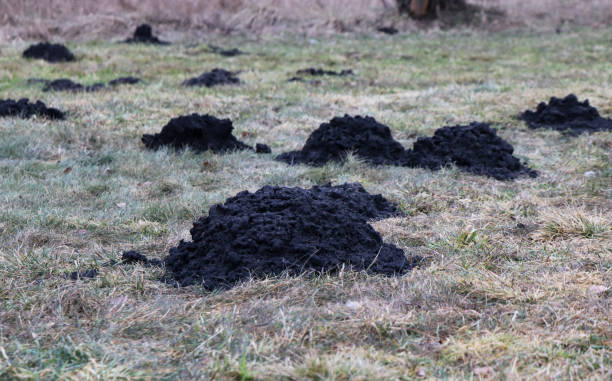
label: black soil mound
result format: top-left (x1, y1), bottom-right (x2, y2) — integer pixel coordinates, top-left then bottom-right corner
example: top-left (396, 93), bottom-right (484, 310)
top-left (519, 94), bottom-right (612, 135)
top-left (182, 69), bottom-right (240, 87)
top-left (377, 26), bottom-right (398, 35)
top-left (165, 183), bottom-right (419, 289)
top-left (404, 122), bottom-right (538, 180)
top-left (296, 68), bottom-right (354, 76)
top-left (22, 42), bottom-right (75, 63)
top-left (122, 250), bottom-right (163, 267)
top-left (108, 76), bottom-right (141, 86)
top-left (0, 98), bottom-right (64, 120)
top-left (276, 115), bottom-right (407, 166)
top-left (142, 113), bottom-right (252, 152)
top-left (276, 115), bottom-right (536, 180)
top-left (256, 143), bottom-right (271, 154)
top-left (125, 24), bottom-right (168, 44)
top-left (209, 45), bottom-right (245, 57)
top-left (43, 79), bottom-right (105, 92)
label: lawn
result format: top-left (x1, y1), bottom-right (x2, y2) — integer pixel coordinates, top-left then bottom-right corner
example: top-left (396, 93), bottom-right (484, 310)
top-left (0, 28), bottom-right (611, 379)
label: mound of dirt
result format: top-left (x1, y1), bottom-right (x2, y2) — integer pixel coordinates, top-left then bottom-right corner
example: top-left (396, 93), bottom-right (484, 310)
top-left (182, 68), bottom-right (240, 87)
top-left (0, 98), bottom-right (64, 119)
top-left (22, 42), bottom-right (75, 63)
top-left (296, 68), bottom-right (354, 76)
top-left (165, 183), bottom-right (419, 289)
top-left (519, 94), bottom-right (612, 135)
top-left (108, 76), bottom-right (141, 86)
top-left (125, 24), bottom-right (168, 44)
top-left (256, 143), bottom-right (271, 154)
top-left (209, 45), bottom-right (245, 57)
top-left (404, 122), bottom-right (538, 180)
top-left (276, 115), bottom-right (406, 166)
top-left (43, 79), bottom-right (105, 92)
top-left (276, 115), bottom-right (536, 180)
top-left (142, 113), bottom-right (252, 152)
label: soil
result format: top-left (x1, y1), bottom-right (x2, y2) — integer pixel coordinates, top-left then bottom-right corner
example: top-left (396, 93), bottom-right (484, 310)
top-left (276, 115), bottom-right (537, 180)
top-left (519, 94), bottom-right (612, 135)
top-left (39, 76), bottom-right (141, 92)
top-left (125, 24), bottom-right (168, 44)
top-left (0, 98), bottom-right (65, 120)
top-left (141, 113), bottom-right (252, 153)
top-left (182, 69), bottom-right (240, 87)
top-left (209, 45), bottom-right (245, 57)
top-left (165, 183), bottom-right (420, 289)
top-left (276, 115), bottom-right (406, 166)
top-left (68, 269), bottom-right (98, 280)
top-left (122, 250), bottom-right (163, 267)
top-left (377, 26), bottom-right (398, 35)
top-left (296, 68), bottom-right (354, 76)
top-left (22, 42), bottom-right (75, 63)
top-left (404, 122), bottom-right (538, 180)
top-left (256, 143), bottom-right (272, 154)
top-left (108, 76), bottom-right (141, 86)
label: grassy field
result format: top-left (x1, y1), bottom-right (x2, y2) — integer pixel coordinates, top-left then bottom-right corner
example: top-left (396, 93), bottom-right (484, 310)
top-left (0, 28), bottom-right (611, 380)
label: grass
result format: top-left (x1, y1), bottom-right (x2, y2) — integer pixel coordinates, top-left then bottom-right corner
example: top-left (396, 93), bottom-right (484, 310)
top-left (0, 28), bottom-right (611, 380)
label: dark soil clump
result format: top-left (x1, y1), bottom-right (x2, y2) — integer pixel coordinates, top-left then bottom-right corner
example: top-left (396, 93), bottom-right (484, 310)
top-left (122, 251), bottom-right (163, 267)
top-left (296, 68), bottom-right (354, 76)
top-left (165, 183), bottom-right (419, 289)
top-left (125, 24), bottom-right (168, 44)
top-left (256, 143), bottom-right (271, 154)
top-left (142, 113), bottom-right (251, 153)
top-left (43, 79), bottom-right (105, 92)
top-left (0, 98), bottom-right (64, 120)
top-left (209, 45), bottom-right (245, 57)
top-left (404, 122), bottom-right (538, 180)
top-left (276, 115), bottom-right (406, 166)
top-left (377, 26), bottom-right (398, 35)
top-left (519, 94), bottom-right (612, 135)
top-left (108, 76), bottom-right (141, 86)
top-left (22, 42), bottom-right (75, 63)
top-left (276, 115), bottom-right (536, 180)
top-left (182, 69), bottom-right (240, 87)
top-left (68, 269), bottom-right (98, 280)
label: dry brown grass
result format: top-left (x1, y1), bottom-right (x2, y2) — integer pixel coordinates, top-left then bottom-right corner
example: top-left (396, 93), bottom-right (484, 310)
top-left (1, 0), bottom-right (612, 42)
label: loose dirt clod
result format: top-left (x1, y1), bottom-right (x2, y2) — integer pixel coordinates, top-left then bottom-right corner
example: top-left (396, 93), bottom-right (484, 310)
top-left (404, 122), bottom-right (538, 180)
top-left (256, 143), bottom-right (271, 154)
top-left (165, 183), bottom-right (419, 289)
top-left (276, 115), bottom-right (406, 166)
top-left (141, 113), bottom-right (252, 152)
top-left (122, 251), bottom-right (163, 267)
top-left (208, 45), bottom-right (245, 57)
top-left (22, 42), bottom-right (75, 63)
top-left (296, 68), bottom-right (354, 76)
top-left (277, 115), bottom-right (536, 180)
top-left (182, 69), bottom-right (240, 87)
top-left (520, 94), bottom-right (612, 135)
top-left (377, 26), bottom-right (398, 35)
top-left (125, 24), bottom-right (168, 44)
top-left (0, 98), bottom-right (65, 120)
top-left (43, 79), bottom-right (105, 92)
top-left (108, 76), bottom-right (141, 86)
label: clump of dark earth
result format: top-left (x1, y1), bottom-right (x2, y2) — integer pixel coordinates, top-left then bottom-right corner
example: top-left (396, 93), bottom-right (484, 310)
top-left (43, 79), bottom-right (105, 92)
top-left (125, 24), bottom-right (168, 44)
top-left (377, 26), bottom-right (398, 35)
top-left (0, 98), bottom-right (65, 119)
top-left (296, 68), bottom-right (354, 76)
top-left (209, 45), bottom-right (245, 57)
top-left (276, 115), bottom-right (536, 180)
top-left (276, 115), bottom-right (407, 166)
top-left (164, 183), bottom-right (420, 289)
top-left (68, 269), bottom-right (98, 280)
top-left (122, 250), bottom-right (163, 267)
top-left (519, 94), bottom-right (612, 135)
top-left (108, 76), bottom-right (141, 86)
top-left (182, 68), bottom-right (240, 87)
top-left (256, 143), bottom-right (272, 154)
top-left (142, 113), bottom-right (252, 153)
top-left (39, 76), bottom-right (141, 92)
top-left (403, 122), bottom-right (538, 180)
top-left (22, 42), bottom-right (75, 63)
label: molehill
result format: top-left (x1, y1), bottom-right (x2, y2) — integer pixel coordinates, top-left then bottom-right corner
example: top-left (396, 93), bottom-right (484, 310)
top-left (165, 183), bottom-right (419, 289)
top-left (520, 94), bottom-right (612, 135)
top-left (22, 42), bottom-right (75, 63)
top-left (40, 77), bottom-right (141, 92)
top-left (296, 68), bottom-right (354, 76)
top-left (141, 113), bottom-right (252, 152)
top-left (0, 98), bottom-right (64, 120)
top-left (182, 69), bottom-right (240, 87)
top-left (276, 115), bottom-right (536, 180)
top-left (125, 24), bottom-right (168, 44)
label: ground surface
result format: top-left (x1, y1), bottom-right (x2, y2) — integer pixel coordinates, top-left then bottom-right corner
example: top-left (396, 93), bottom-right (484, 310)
top-left (0, 29), bottom-right (611, 379)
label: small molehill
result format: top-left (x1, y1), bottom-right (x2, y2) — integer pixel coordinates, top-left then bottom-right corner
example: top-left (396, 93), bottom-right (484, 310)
top-left (404, 122), bottom-right (538, 180)
top-left (520, 94), bottom-right (612, 135)
top-left (296, 68), bottom-right (354, 76)
top-left (22, 42), bottom-right (75, 63)
top-left (182, 69), bottom-right (240, 87)
top-left (142, 113), bottom-right (251, 152)
top-left (276, 115), bottom-right (406, 166)
top-left (208, 45), bottom-right (245, 57)
top-left (276, 115), bottom-right (536, 180)
top-left (0, 98), bottom-right (64, 120)
top-left (165, 183), bottom-right (419, 289)
top-left (39, 77), bottom-right (141, 92)
top-left (125, 24), bottom-right (168, 44)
